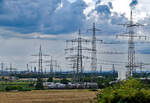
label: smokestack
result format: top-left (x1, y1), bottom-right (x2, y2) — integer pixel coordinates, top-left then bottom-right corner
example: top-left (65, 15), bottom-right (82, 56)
top-left (130, 10), bottom-right (133, 25)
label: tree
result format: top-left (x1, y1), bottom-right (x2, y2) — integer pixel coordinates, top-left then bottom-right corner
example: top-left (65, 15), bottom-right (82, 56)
top-left (60, 78), bottom-right (70, 84)
top-left (35, 78), bottom-right (44, 90)
top-left (97, 78), bottom-right (150, 103)
top-left (47, 77), bottom-right (53, 82)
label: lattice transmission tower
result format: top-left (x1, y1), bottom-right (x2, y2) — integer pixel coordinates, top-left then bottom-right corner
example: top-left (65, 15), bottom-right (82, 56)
top-left (46, 56), bottom-right (58, 78)
top-left (117, 10), bottom-right (146, 78)
top-left (65, 29), bottom-right (90, 82)
top-left (31, 45), bottom-right (49, 74)
top-left (88, 23), bottom-right (102, 73)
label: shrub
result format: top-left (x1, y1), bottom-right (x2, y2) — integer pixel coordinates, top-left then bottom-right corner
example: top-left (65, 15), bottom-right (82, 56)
top-left (19, 88), bottom-right (32, 91)
top-left (35, 78), bottom-right (44, 90)
top-left (97, 78), bottom-right (150, 103)
top-left (5, 85), bottom-right (32, 91)
top-left (60, 78), bottom-right (70, 84)
top-left (5, 85), bottom-right (23, 91)
top-left (29, 83), bottom-right (34, 87)
top-left (47, 77), bottom-right (53, 82)
top-left (89, 89), bottom-right (98, 92)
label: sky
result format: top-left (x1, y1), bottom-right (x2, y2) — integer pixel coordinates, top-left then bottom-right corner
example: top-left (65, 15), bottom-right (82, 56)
top-left (0, 0), bottom-right (150, 72)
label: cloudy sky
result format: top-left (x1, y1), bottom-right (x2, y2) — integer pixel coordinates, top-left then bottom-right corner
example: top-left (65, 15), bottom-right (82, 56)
top-left (0, 0), bottom-right (150, 72)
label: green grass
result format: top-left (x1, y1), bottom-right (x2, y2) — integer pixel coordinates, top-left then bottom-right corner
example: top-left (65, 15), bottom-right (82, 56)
top-left (0, 81), bottom-right (35, 91)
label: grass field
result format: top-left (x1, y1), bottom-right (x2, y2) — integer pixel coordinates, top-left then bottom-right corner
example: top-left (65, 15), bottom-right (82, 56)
top-left (0, 81), bottom-right (36, 91)
top-left (0, 90), bottom-right (97, 103)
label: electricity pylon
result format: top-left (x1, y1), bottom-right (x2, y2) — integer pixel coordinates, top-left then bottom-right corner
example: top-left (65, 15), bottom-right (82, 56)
top-left (117, 10), bottom-right (146, 78)
top-left (27, 64), bottom-right (29, 72)
top-left (0, 62), bottom-right (4, 76)
top-left (6, 64), bottom-right (17, 80)
top-left (100, 65), bottom-right (102, 75)
top-left (65, 29), bottom-right (90, 82)
top-left (31, 45), bottom-right (49, 74)
top-left (137, 62), bottom-right (150, 74)
top-left (88, 23), bottom-right (102, 74)
top-left (46, 56), bottom-right (58, 77)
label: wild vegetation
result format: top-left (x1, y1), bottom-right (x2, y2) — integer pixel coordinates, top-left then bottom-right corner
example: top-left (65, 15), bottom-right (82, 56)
top-left (0, 81), bottom-right (35, 91)
top-left (97, 78), bottom-right (150, 103)
top-left (2, 73), bottom-right (150, 103)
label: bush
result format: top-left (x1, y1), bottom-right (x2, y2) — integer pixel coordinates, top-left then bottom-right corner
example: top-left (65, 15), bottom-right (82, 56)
top-left (97, 78), bottom-right (150, 103)
top-left (47, 77), bottom-right (53, 82)
top-left (89, 89), bottom-right (98, 92)
top-left (35, 78), bottom-right (44, 90)
top-left (5, 85), bottom-right (32, 91)
top-left (60, 78), bottom-right (70, 84)
top-left (5, 85), bottom-right (23, 91)
top-left (19, 88), bottom-right (32, 91)
top-left (29, 83), bottom-right (34, 87)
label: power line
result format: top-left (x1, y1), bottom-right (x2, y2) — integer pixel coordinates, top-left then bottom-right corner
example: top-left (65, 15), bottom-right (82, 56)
top-left (65, 29), bottom-right (90, 82)
top-left (31, 45), bottom-right (49, 74)
top-left (46, 56), bottom-right (58, 77)
top-left (117, 10), bottom-right (146, 78)
top-left (6, 63), bottom-right (16, 80)
top-left (0, 62), bottom-right (4, 76)
top-left (87, 23), bottom-right (102, 74)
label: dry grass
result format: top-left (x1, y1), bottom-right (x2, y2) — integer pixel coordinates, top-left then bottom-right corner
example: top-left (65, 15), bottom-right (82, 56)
top-left (0, 90), bottom-right (97, 103)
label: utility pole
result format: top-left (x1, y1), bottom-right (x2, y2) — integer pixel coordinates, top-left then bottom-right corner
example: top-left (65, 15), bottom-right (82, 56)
top-left (72, 60), bottom-right (76, 82)
top-left (100, 65), bottom-right (102, 75)
top-left (46, 56), bottom-right (58, 78)
top-left (44, 68), bottom-right (47, 74)
top-left (138, 62), bottom-right (150, 76)
top-left (117, 10), bottom-right (146, 78)
top-left (69, 59), bottom-right (77, 82)
top-left (140, 63), bottom-right (143, 73)
top-left (1, 62), bottom-right (4, 76)
top-left (39, 45), bottom-right (43, 73)
top-left (34, 66), bottom-right (37, 74)
top-left (31, 45), bottom-right (49, 74)
top-left (31, 66), bottom-right (33, 73)
top-left (128, 10), bottom-right (136, 77)
top-left (50, 56), bottom-right (54, 75)
top-left (9, 64), bottom-right (16, 75)
top-left (65, 29), bottom-right (90, 82)
top-left (6, 64), bottom-right (16, 80)
top-left (112, 64), bottom-right (115, 78)
top-left (77, 30), bottom-right (83, 79)
top-left (88, 23), bottom-right (102, 74)
top-left (27, 64), bottom-right (29, 72)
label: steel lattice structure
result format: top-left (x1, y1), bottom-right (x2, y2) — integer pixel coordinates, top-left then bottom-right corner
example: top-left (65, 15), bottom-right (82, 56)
top-left (117, 10), bottom-right (146, 78)
top-left (65, 29), bottom-right (90, 82)
top-left (31, 45), bottom-right (49, 74)
top-left (46, 56), bottom-right (59, 77)
top-left (88, 23), bottom-right (102, 73)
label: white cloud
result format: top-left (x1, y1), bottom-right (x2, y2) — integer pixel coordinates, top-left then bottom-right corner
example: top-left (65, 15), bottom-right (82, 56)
top-left (83, 0), bottom-right (95, 17)
top-left (0, 0), bottom-right (150, 72)
top-left (110, 0), bottom-right (150, 21)
top-left (111, 0), bottom-right (131, 18)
